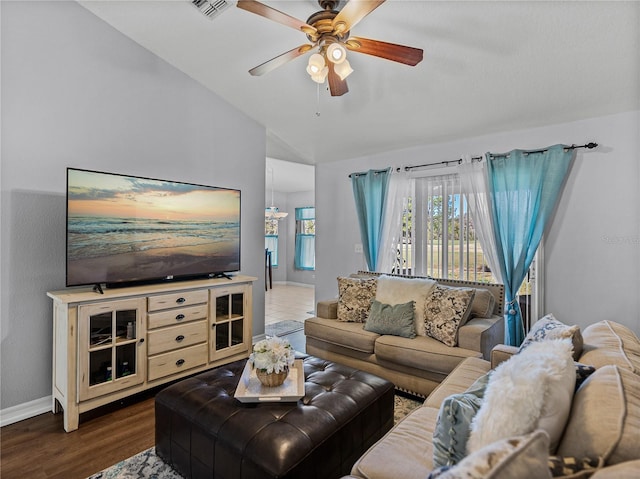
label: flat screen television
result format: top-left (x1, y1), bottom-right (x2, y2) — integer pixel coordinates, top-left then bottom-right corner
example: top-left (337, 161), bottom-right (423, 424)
top-left (66, 168), bottom-right (241, 288)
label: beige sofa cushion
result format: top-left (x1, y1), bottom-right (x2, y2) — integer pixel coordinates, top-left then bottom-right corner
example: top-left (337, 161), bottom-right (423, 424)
top-left (350, 406), bottom-right (438, 479)
top-left (436, 430), bottom-right (552, 479)
top-left (304, 317), bottom-right (378, 353)
top-left (579, 320), bottom-right (640, 373)
top-left (469, 288), bottom-right (496, 319)
top-left (557, 365), bottom-right (640, 466)
top-left (590, 460), bottom-right (640, 478)
top-left (375, 334), bottom-right (482, 376)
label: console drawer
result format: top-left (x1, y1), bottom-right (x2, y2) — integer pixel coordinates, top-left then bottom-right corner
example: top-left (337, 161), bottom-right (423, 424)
top-left (147, 320), bottom-right (207, 355)
top-left (147, 343), bottom-right (208, 381)
top-left (148, 304), bottom-right (208, 329)
top-left (148, 289), bottom-right (208, 312)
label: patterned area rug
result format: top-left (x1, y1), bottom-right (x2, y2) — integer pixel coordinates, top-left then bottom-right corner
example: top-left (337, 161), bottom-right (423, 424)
top-left (264, 319), bottom-right (305, 337)
top-left (87, 394), bottom-right (422, 479)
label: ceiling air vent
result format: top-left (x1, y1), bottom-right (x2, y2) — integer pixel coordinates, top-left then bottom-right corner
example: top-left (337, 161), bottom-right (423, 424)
top-left (191, 0), bottom-right (230, 20)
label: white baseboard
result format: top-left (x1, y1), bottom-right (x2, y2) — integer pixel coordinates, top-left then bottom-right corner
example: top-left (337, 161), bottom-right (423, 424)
top-left (272, 281), bottom-right (314, 288)
top-left (0, 395), bottom-right (51, 428)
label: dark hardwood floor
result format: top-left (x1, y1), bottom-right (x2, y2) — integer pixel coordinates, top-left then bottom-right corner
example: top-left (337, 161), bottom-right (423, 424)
top-left (0, 390), bottom-right (157, 479)
top-left (1, 330), bottom-right (307, 479)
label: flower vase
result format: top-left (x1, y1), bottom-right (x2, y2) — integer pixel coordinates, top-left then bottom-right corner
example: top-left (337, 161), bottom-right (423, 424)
top-left (256, 367), bottom-right (289, 387)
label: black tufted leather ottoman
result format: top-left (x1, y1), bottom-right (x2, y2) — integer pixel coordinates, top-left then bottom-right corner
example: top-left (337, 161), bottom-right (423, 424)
top-left (155, 355), bottom-right (394, 479)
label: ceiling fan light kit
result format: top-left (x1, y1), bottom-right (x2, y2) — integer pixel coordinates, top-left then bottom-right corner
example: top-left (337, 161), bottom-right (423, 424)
top-left (236, 0), bottom-right (423, 96)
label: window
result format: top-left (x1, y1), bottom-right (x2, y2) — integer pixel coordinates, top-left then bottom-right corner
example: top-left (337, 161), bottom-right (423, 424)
top-left (396, 172), bottom-right (541, 330)
top-left (295, 207), bottom-right (315, 270)
top-left (265, 217), bottom-right (279, 267)
top-left (397, 174), bottom-right (493, 282)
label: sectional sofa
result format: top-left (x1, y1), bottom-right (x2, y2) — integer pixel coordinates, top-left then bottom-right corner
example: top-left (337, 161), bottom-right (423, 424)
top-left (342, 319), bottom-right (640, 478)
top-left (305, 271), bottom-right (505, 398)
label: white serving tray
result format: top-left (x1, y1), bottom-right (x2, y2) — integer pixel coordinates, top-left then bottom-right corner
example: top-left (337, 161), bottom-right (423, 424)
top-left (234, 359), bottom-right (305, 403)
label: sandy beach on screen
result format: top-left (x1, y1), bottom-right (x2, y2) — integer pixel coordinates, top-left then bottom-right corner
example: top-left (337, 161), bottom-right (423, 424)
top-left (68, 240), bottom-right (240, 285)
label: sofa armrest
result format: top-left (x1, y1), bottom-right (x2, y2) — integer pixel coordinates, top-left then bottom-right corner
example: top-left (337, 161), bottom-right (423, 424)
top-left (317, 299), bottom-right (338, 319)
top-left (458, 315), bottom-right (505, 360)
top-left (490, 344), bottom-right (519, 368)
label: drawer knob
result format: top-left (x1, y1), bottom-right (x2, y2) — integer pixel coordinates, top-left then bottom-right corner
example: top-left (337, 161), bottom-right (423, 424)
top-left (176, 359), bottom-right (185, 366)
top-left (176, 314), bottom-right (185, 321)
top-left (176, 335), bottom-right (185, 342)
top-left (176, 297), bottom-right (186, 304)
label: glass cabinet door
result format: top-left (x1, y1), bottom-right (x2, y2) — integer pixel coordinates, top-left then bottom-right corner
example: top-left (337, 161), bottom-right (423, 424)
top-left (79, 298), bottom-right (146, 400)
top-left (209, 286), bottom-right (250, 361)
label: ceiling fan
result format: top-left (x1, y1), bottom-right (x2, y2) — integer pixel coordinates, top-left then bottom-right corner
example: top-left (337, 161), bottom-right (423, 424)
top-left (237, 0), bottom-right (423, 96)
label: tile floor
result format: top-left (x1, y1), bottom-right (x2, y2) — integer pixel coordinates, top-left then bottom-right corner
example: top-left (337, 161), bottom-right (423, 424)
top-left (264, 283), bottom-right (315, 353)
top-left (264, 283), bottom-right (315, 325)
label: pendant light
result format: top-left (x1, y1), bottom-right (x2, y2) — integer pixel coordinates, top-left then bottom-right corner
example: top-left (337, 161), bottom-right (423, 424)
top-left (265, 168), bottom-right (288, 220)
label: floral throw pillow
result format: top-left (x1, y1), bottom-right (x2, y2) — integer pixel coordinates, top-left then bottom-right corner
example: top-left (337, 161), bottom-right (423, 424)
top-left (519, 313), bottom-right (583, 360)
top-left (424, 285), bottom-right (475, 347)
top-left (336, 277), bottom-right (377, 322)
top-left (547, 455), bottom-right (598, 477)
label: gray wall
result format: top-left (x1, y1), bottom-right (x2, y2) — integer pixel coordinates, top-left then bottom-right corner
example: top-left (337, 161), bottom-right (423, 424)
top-left (1, 1), bottom-right (266, 410)
top-left (316, 111), bottom-right (640, 335)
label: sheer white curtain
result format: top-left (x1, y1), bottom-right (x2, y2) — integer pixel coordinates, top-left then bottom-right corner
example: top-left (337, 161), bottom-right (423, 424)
top-left (458, 156), bottom-right (503, 284)
top-left (377, 169), bottom-right (412, 273)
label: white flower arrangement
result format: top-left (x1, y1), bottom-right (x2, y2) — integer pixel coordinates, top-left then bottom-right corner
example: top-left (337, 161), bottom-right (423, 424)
top-left (249, 337), bottom-right (295, 374)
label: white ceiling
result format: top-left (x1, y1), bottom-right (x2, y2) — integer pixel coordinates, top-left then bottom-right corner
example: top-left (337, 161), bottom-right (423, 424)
top-left (79, 0), bottom-right (639, 171)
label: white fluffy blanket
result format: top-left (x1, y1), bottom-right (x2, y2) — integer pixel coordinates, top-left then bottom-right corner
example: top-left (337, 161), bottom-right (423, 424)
top-left (467, 338), bottom-right (576, 453)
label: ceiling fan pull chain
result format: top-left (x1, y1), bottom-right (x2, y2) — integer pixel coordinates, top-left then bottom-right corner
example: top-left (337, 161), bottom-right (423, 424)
top-left (315, 82), bottom-right (321, 117)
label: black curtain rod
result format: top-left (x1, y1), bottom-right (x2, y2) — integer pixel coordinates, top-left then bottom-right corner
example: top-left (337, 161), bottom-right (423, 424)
top-left (398, 142), bottom-right (598, 172)
top-left (348, 168), bottom-right (390, 178)
top-left (398, 156), bottom-right (483, 172)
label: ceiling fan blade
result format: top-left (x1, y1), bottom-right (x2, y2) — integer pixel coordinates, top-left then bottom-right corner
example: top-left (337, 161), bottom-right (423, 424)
top-left (332, 0), bottom-right (385, 33)
top-left (249, 45), bottom-right (313, 76)
top-left (346, 37), bottom-right (423, 66)
top-left (237, 0), bottom-right (317, 35)
top-left (327, 62), bottom-right (348, 97)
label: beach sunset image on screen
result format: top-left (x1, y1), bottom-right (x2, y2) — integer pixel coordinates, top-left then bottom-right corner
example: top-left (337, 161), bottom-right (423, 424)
top-left (66, 168), bottom-right (240, 286)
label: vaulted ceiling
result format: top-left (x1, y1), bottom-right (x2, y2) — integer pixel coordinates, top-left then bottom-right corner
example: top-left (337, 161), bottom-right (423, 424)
top-left (79, 1), bottom-right (639, 166)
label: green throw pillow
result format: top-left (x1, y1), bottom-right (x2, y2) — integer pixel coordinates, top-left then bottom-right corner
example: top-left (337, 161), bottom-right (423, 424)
top-left (364, 300), bottom-right (416, 338)
top-left (432, 372), bottom-right (492, 468)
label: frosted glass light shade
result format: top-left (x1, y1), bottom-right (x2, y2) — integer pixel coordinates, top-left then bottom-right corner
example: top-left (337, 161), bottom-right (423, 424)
top-left (334, 59), bottom-right (353, 80)
top-left (307, 53), bottom-right (326, 74)
top-left (327, 43), bottom-right (347, 64)
top-left (310, 66), bottom-right (328, 83)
